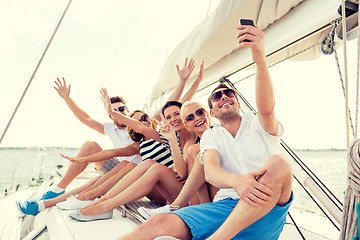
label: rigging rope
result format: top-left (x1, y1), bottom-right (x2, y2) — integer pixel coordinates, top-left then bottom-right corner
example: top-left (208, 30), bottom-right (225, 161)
top-left (341, 0), bottom-right (351, 148)
top-left (339, 139), bottom-right (360, 239)
top-left (287, 212), bottom-right (306, 240)
top-left (0, 0), bottom-right (72, 145)
top-left (334, 49), bottom-right (356, 138)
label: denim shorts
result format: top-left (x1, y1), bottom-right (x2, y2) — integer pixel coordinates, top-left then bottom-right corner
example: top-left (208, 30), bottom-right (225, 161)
top-left (173, 192), bottom-right (293, 240)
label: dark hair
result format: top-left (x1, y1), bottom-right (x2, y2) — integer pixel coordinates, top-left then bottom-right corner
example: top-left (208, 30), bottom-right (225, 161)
top-left (110, 96), bottom-right (126, 105)
top-left (161, 101), bottom-right (182, 116)
top-left (127, 110), bottom-right (157, 142)
top-left (207, 83), bottom-right (237, 109)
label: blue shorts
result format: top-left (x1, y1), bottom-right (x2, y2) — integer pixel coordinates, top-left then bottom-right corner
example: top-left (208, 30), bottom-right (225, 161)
top-left (173, 192), bottom-right (293, 240)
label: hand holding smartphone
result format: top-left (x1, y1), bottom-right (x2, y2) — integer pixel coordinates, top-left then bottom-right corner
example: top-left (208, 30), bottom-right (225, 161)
top-left (239, 19), bottom-right (254, 42)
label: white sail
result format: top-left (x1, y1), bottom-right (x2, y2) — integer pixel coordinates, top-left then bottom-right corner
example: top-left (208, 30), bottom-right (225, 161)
top-left (149, 0), bottom-right (340, 108)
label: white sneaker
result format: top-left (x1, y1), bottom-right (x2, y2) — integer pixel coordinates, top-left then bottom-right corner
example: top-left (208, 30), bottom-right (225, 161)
top-left (56, 195), bottom-right (94, 210)
top-left (137, 205), bottom-right (179, 220)
top-left (69, 209), bottom-right (113, 222)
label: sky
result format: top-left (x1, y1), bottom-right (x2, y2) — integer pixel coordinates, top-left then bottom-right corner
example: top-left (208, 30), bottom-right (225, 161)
top-left (0, 0), bottom-right (358, 149)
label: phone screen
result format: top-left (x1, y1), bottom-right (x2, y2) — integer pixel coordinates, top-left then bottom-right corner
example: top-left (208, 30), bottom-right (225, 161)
top-left (239, 19), bottom-right (254, 26)
top-left (239, 19), bottom-right (254, 42)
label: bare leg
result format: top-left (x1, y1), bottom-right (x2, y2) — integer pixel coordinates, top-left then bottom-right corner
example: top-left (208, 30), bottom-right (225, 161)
top-left (77, 162), bottom-right (137, 200)
top-left (146, 186), bottom-right (167, 205)
top-left (207, 155), bottom-right (293, 240)
top-left (77, 161), bottom-right (129, 197)
top-left (178, 145), bottom-right (213, 206)
top-left (185, 144), bottom-right (199, 174)
top-left (118, 214), bottom-right (192, 240)
top-left (43, 176), bottom-right (100, 208)
top-left (172, 155), bottom-right (210, 207)
top-left (85, 159), bottom-right (158, 203)
top-left (80, 163), bottom-right (183, 215)
top-left (57, 141), bottom-right (107, 189)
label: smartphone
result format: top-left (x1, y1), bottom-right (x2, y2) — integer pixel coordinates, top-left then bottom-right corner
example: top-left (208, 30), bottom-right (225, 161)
top-left (239, 19), bottom-right (254, 42)
top-left (239, 19), bottom-right (254, 26)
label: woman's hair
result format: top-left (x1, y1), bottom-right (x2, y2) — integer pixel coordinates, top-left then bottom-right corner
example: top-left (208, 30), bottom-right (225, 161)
top-left (127, 110), bottom-right (157, 142)
top-left (161, 101), bottom-right (182, 116)
top-left (180, 101), bottom-right (211, 124)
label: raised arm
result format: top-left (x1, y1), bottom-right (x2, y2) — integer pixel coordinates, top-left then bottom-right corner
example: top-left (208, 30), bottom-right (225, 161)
top-left (100, 88), bottom-right (161, 142)
top-left (54, 77), bottom-right (104, 134)
top-left (61, 142), bottom-right (140, 163)
top-left (180, 60), bottom-right (204, 103)
top-left (153, 58), bottom-right (195, 121)
top-left (237, 25), bottom-right (278, 136)
top-left (156, 117), bottom-right (188, 180)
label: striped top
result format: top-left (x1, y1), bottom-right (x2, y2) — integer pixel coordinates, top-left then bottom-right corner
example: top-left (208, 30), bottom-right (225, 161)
top-left (139, 131), bottom-right (174, 168)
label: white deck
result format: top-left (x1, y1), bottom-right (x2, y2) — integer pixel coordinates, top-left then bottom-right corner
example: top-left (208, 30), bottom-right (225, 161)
top-left (0, 166), bottom-right (340, 240)
top-left (0, 188), bottom-right (35, 240)
top-left (46, 206), bottom-right (137, 240)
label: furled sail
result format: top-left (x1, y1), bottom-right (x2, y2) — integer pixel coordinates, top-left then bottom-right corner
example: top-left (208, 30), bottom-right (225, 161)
top-left (148, 0), bottom-right (340, 109)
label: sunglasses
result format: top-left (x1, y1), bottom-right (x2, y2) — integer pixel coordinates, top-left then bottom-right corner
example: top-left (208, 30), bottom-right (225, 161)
top-left (185, 108), bottom-right (205, 122)
top-left (211, 89), bottom-right (236, 102)
top-left (114, 106), bottom-right (126, 112)
top-left (139, 114), bottom-right (148, 122)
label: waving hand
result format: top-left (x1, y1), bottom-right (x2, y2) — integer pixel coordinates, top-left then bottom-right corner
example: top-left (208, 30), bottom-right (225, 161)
top-left (100, 88), bottom-right (113, 115)
top-left (176, 57), bottom-right (195, 82)
top-left (54, 77), bottom-right (71, 99)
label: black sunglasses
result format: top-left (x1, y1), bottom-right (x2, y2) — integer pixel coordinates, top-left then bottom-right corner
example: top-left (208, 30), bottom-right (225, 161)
top-left (185, 108), bottom-right (205, 122)
top-left (139, 114), bottom-right (148, 122)
top-left (211, 89), bottom-right (236, 102)
top-left (114, 106), bottom-right (126, 112)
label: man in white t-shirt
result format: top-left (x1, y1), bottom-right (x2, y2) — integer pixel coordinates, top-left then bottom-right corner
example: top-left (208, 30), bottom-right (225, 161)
top-left (39, 78), bottom-right (142, 200)
top-left (118, 23), bottom-right (292, 240)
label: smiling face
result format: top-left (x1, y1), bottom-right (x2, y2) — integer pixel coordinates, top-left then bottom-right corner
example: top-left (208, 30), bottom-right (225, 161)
top-left (132, 111), bottom-right (152, 129)
top-left (181, 102), bottom-right (210, 137)
top-left (163, 105), bottom-right (185, 132)
top-left (210, 87), bottom-right (241, 122)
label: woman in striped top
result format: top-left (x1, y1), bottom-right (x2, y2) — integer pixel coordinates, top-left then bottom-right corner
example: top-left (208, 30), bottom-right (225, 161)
top-left (67, 90), bottom-right (198, 221)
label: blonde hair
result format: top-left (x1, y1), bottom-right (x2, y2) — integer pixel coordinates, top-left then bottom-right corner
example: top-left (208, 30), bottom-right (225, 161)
top-left (180, 101), bottom-right (211, 124)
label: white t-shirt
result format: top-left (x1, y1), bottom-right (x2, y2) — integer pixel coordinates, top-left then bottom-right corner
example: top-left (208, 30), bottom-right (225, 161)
top-left (200, 112), bottom-right (283, 202)
top-left (103, 122), bottom-right (143, 165)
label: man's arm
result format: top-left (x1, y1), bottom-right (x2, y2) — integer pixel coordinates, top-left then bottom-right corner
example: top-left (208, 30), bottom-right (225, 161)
top-left (203, 149), bottom-right (233, 188)
top-left (54, 77), bottom-right (104, 134)
top-left (204, 149), bottom-right (272, 206)
top-left (237, 25), bottom-right (278, 136)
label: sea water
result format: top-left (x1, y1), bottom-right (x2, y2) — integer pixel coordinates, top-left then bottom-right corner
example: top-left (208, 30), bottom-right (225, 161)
top-left (291, 150), bottom-right (347, 215)
top-left (0, 147), bottom-right (348, 216)
top-left (0, 147), bottom-right (78, 194)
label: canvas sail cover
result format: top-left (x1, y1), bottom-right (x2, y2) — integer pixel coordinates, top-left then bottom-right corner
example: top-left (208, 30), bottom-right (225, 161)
top-left (149, 0), bottom-right (340, 107)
